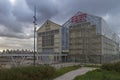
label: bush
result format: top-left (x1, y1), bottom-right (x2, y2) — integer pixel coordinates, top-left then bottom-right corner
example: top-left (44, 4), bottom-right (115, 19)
top-left (0, 65), bottom-right (81, 80)
top-left (83, 64), bottom-right (101, 68)
top-left (101, 63), bottom-right (114, 71)
top-left (101, 62), bottom-right (120, 72)
top-left (0, 66), bottom-right (55, 80)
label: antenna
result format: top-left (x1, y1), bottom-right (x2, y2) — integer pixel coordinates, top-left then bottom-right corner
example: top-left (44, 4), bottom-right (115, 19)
top-left (33, 6), bottom-right (37, 66)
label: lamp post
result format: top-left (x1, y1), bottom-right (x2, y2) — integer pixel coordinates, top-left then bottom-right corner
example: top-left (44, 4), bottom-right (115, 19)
top-left (33, 6), bottom-right (37, 66)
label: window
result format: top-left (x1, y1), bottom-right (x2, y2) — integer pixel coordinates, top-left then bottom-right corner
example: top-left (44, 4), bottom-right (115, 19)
top-left (42, 34), bottom-right (54, 47)
top-left (41, 29), bottom-right (59, 47)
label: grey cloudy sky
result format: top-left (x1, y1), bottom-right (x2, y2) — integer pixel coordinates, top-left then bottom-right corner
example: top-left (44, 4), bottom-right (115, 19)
top-left (0, 0), bottom-right (120, 51)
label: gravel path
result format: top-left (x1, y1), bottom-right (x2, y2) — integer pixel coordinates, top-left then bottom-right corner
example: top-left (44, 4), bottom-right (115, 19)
top-left (54, 67), bottom-right (96, 80)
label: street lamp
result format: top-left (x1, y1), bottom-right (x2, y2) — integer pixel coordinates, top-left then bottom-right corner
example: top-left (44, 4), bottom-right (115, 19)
top-left (33, 6), bottom-right (37, 66)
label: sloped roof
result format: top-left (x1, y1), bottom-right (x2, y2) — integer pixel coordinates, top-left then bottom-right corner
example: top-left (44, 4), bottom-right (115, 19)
top-left (37, 20), bottom-right (61, 32)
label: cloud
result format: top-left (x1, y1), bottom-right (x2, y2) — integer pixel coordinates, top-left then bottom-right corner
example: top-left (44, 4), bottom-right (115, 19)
top-left (0, 0), bottom-right (34, 39)
top-left (0, 0), bottom-right (12, 16)
top-left (51, 0), bottom-right (120, 23)
top-left (12, 0), bottom-right (33, 23)
top-left (25, 0), bottom-right (59, 23)
top-left (0, 0), bottom-right (21, 33)
top-left (0, 37), bottom-right (34, 50)
top-left (0, 0), bottom-right (120, 38)
top-left (0, 0), bottom-right (120, 50)
top-left (0, 0), bottom-right (59, 39)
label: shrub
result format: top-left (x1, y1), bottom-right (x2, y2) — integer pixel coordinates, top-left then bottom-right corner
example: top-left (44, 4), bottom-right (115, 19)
top-left (101, 62), bottom-right (120, 72)
top-left (0, 65), bottom-right (81, 80)
top-left (83, 64), bottom-right (101, 68)
top-left (101, 63), bottom-right (114, 71)
top-left (0, 66), bottom-right (55, 80)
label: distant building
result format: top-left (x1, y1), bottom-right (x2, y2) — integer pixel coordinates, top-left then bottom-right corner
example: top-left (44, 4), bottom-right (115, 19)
top-left (37, 12), bottom-right (120, 64)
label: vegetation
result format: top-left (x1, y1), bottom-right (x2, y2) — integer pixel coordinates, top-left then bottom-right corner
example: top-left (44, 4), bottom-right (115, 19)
top-left (101, 62), bottom-right (120, 72)
top-left (74, 69), bottom-right (120, 80)
top-left (74, 62), bottom-right (120, 80)
top-left (0, 65), bottom-right (81, 80)
top-left (0, 66), bottom-right (55, 80)
top-left (83, 64), bottom-right (101, 68)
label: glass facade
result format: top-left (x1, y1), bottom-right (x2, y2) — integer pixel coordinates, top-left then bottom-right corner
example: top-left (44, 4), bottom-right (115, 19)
top-left (62, 11), bottom-right (120, 63)
top-left (101, 19), bottom-right (120, 44)
top-left (62, 11), bottom-right (120, 52)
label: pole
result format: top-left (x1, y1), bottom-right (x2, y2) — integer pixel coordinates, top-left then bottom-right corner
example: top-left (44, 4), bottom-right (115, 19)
top-left (33, 6), bottom-right (37, 66)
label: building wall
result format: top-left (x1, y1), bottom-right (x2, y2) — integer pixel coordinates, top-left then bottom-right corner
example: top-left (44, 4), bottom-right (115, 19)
top-left (37, 37), bottom-right (42, 52)
top-left (37, 20), bottom-right (61, 63)
top-left (69, 22), bottom-right (102, 63)
top-left (101, 36), bottom-right (119, 63)
top-left (62, 11), bottom-right (120, 64)
top-left (69, 22), bottom-right (120, 63)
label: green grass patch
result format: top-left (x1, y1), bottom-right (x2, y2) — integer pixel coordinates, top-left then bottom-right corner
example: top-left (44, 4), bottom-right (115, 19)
top-left (54, 65), bottom-right (81, 78)
top-left (74, 69), bottom-right (120, 80)
top-left (74, 62), bottom-right (120, 80)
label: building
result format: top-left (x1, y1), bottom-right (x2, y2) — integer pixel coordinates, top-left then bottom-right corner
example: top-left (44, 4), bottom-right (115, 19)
top-left (37, 20), bottom-right (67, 63)
top-left (69, 22), bottom-right (101, 63)
top-left (62, 11), bottom-right (120, 63)
top-left (37, 12), bottom-right (120, 64)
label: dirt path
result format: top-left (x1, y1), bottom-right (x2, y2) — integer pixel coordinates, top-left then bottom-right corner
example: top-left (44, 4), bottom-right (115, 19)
top-left (54, 67), bottom-right (96, 80)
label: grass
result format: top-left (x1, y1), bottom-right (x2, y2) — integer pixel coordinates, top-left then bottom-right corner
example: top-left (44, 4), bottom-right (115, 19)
top-left (74, 62), bottom-right (120, 80)
top-left (74, 69), bottom-right (120, 80)
top-left (54, 65), bottom-right (81, 78)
